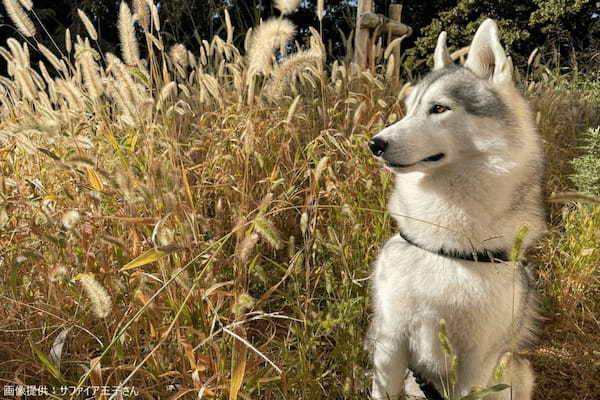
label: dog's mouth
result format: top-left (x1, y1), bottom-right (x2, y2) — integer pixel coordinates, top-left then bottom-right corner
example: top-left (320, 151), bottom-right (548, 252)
top-left (386, 153), bottom-right (446, 168)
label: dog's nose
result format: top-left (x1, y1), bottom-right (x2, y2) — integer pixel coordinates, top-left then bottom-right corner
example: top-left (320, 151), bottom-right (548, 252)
top-left (369, 137), bottom-right (388, 157)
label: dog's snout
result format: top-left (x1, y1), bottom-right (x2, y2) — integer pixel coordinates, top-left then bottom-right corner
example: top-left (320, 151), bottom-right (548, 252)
top-left (369, 137), bottom-right (388, 157)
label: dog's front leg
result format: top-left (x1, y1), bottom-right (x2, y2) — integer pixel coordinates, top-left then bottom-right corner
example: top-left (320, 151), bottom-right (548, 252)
top-left (371, 333), bottom-right (407, 400)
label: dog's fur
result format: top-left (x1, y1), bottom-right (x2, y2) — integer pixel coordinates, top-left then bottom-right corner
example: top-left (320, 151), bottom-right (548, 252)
top-left (368, 20), bottom-right (546, 400)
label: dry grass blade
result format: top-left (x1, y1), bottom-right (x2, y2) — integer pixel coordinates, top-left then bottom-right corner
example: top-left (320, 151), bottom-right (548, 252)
top-left (181, 165), bottom-right (194, 207)
top-left (86, 167), bottom-right (104, 191)
top-left (113, 279), bottom-right (202, 395)
top-left (224, 327), bottom-right (282, 374)
top-left (120, 248), bottom-right (169, 271)
top-left (96, 215), bottom-right (159, 224)
top-left (89, 357), bottom-right (104, 399)
top-left (49, 327), bottom-right (72, 372)
top-left (285, 95), bottom-right (301, 123)
top-left (229, 327), bottom-right (248, 400)
top-left (384, 35), bottom-right (407, 59)
top-left (548, 192), bottom-right (600, 204)
top-left (528, 48), bottom-right (539, 67)
top-left (450, 46), bottom-right (470, 61)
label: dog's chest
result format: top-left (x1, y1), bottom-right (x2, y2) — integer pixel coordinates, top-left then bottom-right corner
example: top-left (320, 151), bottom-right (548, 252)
top-left (373, 235), bottom-right (517, 344)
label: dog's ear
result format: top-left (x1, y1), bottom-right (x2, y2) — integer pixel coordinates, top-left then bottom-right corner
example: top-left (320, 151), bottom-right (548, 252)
top-left (433, 31), bottom-right (452, 70)
top-left (465, 19), bottom-right (512, 84)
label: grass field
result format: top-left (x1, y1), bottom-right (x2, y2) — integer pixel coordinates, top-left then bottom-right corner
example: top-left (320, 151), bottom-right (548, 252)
top-left (0, 1), bottom-right (599, 399)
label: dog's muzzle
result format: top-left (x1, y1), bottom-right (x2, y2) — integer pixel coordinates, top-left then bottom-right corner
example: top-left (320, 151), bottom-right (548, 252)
top-left (368, 137), bottom-right (388, 157)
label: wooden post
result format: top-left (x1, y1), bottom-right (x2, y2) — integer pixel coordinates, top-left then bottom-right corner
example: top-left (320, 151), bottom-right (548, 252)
top-left (360, 13), bottom-right (410, 37)
top-left (389, 3), bottom-right (403, 83)
top-left (353, 0), bottom-right (373, 69)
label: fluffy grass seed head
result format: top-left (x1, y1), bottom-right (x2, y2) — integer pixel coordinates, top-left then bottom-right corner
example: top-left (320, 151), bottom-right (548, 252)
top-left (38, 43), bottom-right (62, 71)
top-left (77, 43), bottom-right (103, 99)
top-left (65, 28), bottom-right (72, 53)
top-left (61, 210), bottom-right (80, 230)
top-left (18, 0), bottom-right (32, 10)
top-left (3, 0), bottom-right (36, 37)
top-left (267, 48), bottom-right (322, 97)
top-left (76, 273), bottom-right (112, 318)
top-left (267, 29), bottom-right (325, 97)
top-left (133, 0), bottom-right (149, 30)
top-left (317, 0), bottom-right (324, 20)
top-left (253, 218), bottom-right (283, 250)
top-left (7, 37), bottom-right (29, 67)
top-left (224, 8), bottom-right (233, 43)
top-left (232, 292), bottom-right (255, 315)
top-left (77, 9), bottom-right (98, 41)
top-left (0, 207), bottom-right (9, 230)
top-left (274, 0), bottom-right (301, 16)
top-left (237, 232), bottom-right (260, 262)
top-left (118, 1), bottom-right (140, 65)
top-left (49, 265), bottom-right (69, 282)
top-left (156, 80), bottom-right (177, 110)
top-left (169, 43), bottom-right (187, 65)
top-left (247, 18), bottom-right (295, 75)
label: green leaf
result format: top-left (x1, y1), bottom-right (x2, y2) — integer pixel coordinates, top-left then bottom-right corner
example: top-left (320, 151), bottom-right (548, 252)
top-left (253, 218), bottom-right (283, 250)
top-left (461, 384), bottom-right (510, 400)
top-left (30, 341), bottom-right (66, 384)
top-left (126, 66), bottom-right (150, 86)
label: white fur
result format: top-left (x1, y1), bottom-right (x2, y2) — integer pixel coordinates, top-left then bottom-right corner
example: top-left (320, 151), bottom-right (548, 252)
top-left (433, 31), bottom-right (452, 70)
top-left (369, 20), bottom-right (545, 400)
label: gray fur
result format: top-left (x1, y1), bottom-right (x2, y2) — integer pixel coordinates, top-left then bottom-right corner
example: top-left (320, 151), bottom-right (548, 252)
top-left (446, 77), bottom-right (509, 118)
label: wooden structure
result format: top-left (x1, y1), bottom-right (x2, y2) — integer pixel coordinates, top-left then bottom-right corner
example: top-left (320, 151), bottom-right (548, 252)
top-left (353, 0), bottom-right (412, 81)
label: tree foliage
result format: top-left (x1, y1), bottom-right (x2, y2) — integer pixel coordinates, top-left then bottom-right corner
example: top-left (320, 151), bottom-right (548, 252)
top-left (0, 0), bottom-right (598, 74)
top-left (401, 0), bottom-right (600, 72)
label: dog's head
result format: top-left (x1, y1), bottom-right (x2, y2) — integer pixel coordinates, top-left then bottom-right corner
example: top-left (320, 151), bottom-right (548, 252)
top-left (370, 19), bottom-right (520, 175)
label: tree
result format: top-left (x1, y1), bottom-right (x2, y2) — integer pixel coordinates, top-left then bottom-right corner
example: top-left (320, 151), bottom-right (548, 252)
top-left (399, 0), bottom-right (600, 73)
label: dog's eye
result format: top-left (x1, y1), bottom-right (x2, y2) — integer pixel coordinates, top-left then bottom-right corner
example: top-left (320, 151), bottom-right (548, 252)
top-left (430, 105), bottom-right (449, 114)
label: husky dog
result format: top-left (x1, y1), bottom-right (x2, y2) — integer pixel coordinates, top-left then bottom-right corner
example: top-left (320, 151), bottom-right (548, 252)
top-left (367, 19), bottom-right (546, 400)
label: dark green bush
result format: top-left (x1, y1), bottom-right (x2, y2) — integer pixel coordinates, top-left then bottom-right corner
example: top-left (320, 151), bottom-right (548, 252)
top-left (571, 127), bottom-right (600, 194)
top-left (401, 0), bottom-right (600, 72)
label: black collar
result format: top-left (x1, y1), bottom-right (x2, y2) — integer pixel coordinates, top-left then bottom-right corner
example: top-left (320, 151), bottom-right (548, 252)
top-left (398, 229), bottom-right (510, 263)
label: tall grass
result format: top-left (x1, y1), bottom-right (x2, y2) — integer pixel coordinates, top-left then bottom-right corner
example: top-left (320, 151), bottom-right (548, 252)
top-left (0, 1), bottom-right (598, 399)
